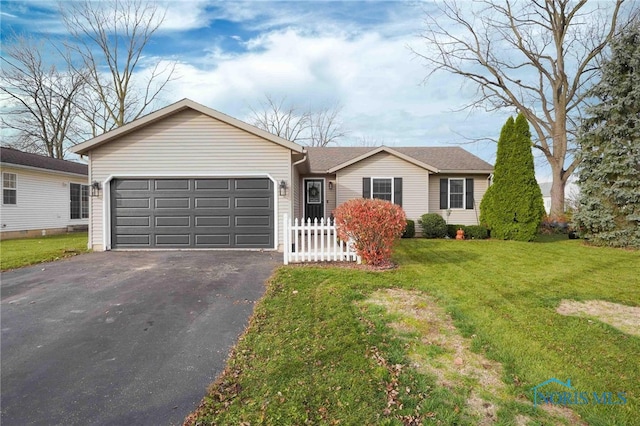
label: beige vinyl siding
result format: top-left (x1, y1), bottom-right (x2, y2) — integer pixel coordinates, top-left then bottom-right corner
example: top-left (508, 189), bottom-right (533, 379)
top-left (293, 166), bottom-right (300, 219)
top-left (325, 175), bottom-right (337, 217)
top-left (336, 152), bottom-right (429, 226)
top-left (88, 109), bottom-right (292, 251)
top-left (0, 166), bottom-right (88, 233)
top-left (428, 174), bottom-right (489, 225)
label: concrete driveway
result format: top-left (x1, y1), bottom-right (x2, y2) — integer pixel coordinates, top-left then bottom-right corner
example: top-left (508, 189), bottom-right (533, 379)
top-left (1, 250), bottom-right (278, 426)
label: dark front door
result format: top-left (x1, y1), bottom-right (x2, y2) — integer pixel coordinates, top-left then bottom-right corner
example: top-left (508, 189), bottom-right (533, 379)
top-left (304, 179), bottom-right (324, 221)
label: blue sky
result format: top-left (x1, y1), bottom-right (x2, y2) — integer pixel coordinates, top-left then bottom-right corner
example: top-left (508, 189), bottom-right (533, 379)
top-left (2, 1), bottom-right (542, 176)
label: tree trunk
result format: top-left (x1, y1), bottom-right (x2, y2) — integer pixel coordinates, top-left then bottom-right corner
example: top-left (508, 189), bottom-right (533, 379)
top-left (550, 164), bottom-right (566, 219)
top-left (548, 118), bottom-right (568, 220)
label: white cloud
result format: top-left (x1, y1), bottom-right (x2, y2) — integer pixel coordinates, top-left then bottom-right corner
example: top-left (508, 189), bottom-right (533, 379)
top-left (156, 22), bottom-right (508, 168)
top-left (158, 0), bottom-right (213, 31)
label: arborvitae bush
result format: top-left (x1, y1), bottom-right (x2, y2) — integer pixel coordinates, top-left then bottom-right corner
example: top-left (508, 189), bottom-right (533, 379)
top-left (333, 198), bottom-right (406, 266)
top-left (420, 213), bottom-right (447, 238)
top-left (480, 114), bottom-right (545, 241)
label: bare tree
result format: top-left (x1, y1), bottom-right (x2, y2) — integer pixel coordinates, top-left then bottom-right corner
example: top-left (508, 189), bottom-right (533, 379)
top-left (309, 105), bottom-right (348, 147)
top-left (412, 0), bottom-right (633, 219)
top-left (250, 95), bottom-right (347, 146)
top-left (0, 34), bottom-right (86, 158)
top-left (60, 0), bottom-right (175, 133)
top-left (250, 95), bottom-right (311, 143)
top-left (353, 134), bottom-right (385, 147)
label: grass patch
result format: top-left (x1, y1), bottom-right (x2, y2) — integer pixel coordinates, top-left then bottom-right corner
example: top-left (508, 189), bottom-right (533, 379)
top-left (186, 238), bottom-right (639, 425)
top-left (0, 232), bottom-right (89, 271)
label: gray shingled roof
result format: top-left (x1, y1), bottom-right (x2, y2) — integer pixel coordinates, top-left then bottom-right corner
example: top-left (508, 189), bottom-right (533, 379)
top-left (305, 146), bottom-right (493, 173)
top-left (1, 147), bottom-right (88, 176)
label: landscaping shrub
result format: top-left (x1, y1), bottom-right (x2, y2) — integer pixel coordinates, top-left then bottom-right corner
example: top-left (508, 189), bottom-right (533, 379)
top-left (464, 225), bottom-right (489, 240)
top-left (420, 213), bottom-right (447, 238)
top-left (333, 198), bottom-right (406, 266)
top-left (402, 219), bottom-right (415, 238)
top-left (445, 224), bottom-right (489, 240)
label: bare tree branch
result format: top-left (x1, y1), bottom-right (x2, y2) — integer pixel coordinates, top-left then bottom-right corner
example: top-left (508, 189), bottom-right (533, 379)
top-left (309, 104), bottom-right (348, 147)
top-left (249, 95), bottom-right (311, 143)
top-left (0, 34), bottom-right (87, 158)
top-left (410, 0), bottom-right (635, 218)
top-left (250, 95), bottom-right (348, 146)
top-left (60, 0), bottom-right (176, 134)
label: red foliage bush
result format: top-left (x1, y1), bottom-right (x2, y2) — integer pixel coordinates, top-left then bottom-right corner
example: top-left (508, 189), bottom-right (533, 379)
top-left (333, 198), bottom-right (406, 266)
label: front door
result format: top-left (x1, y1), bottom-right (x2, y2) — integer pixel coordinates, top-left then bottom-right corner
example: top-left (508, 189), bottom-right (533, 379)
top-left (304, 179), bottom-right (324, 221)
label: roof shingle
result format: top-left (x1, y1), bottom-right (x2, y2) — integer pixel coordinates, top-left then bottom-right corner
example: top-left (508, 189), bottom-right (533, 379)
top-left (305, 146), bottom-right (493, 173)
top-left (1, 147), bottom-right (88, 176)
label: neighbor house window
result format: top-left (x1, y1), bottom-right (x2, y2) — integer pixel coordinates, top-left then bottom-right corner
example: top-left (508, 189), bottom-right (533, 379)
top-left (372, 178), bottom-right (393, 202)
top-left (2, 172), bottom-right (17, 205)
top-left (70, 183), bottom-right (89, 219)
top-left (449, 178), bottom-right (465, 209)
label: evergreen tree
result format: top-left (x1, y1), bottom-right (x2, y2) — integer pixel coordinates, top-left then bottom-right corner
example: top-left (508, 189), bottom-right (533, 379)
top-left (573, 21), bottom-right (640, 249)
top-left (480, 113), bottom-right (545, 241)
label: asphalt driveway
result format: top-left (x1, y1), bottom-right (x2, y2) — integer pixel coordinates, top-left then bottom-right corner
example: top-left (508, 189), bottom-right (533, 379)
top-left (1, 250), bottom-right (279, 426)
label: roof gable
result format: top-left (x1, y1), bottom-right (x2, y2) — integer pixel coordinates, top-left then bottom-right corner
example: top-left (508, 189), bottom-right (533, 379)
top-left (327, 146), bottom-right (439, 173)
top-left (305, 146), bottom-right (493, 174)
top-left (0, 147), bottom-right (88, 176)
top-left (71, 99), bottom-right (304, 155)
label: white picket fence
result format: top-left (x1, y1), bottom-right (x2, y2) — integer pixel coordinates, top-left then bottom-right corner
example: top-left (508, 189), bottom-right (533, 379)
top-left (283, 214), bottom-right (361, 265)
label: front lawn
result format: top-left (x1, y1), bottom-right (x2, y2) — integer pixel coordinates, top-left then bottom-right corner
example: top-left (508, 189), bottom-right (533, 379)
top-left (0, 232), bottom-right (89, 271)
top-left (186, 238), bottom-right (639, 425)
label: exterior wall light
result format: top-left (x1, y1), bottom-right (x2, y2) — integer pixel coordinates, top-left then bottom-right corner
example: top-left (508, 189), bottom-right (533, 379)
top-left (279, 180), bottom-right (287, 196)
top-left (91, 180), bottom-right (102, 197)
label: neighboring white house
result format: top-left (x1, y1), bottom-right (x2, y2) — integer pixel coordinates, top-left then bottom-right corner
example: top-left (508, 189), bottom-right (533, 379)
top-left (0, 147), bottom-right (89, 240)
top-left (539, 181), bottom-right (580, 214)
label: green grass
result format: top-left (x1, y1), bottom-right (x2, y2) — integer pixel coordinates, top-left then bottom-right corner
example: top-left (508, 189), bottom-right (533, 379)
top-left (187, 238), bottom-right (640, 425)
top-left (0, 232), bottom-right (89, 271)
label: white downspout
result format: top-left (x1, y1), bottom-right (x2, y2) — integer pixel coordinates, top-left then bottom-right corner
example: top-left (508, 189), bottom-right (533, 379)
top-left (292, 155), bottom-right (307, 167)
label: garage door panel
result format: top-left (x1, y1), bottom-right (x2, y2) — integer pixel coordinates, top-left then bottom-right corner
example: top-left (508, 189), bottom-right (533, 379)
top-left (155, 198), bottom-right (190, 209)
top-left (235, 216), bottom-right (271, 227)
top-left (195, 234), bottom-right (231, 246)
top-left (116, 234), bottom-right (151, 246)
top-left (116, 180), bottom-right (150, 190)
top-left (195, 179), bottom-right (230, 190)
top-left (156, 235), bottom-right (191, 246)
top-left (117, 198), bottom-right (151, 209)
top-left (235, 179), bottom-right (270, 190)
top-left (235, 197), bottom-right (271, 208)
top-left (111, 178), bottom-right (273, 249)
top-left (155, 180), bottom-right (190, 190)
top-left (195, 198), bottom-right (230, 209)
top-left (235, 234), bottom-right (271, 246)
top-left (195, 216), bottom-right (230, 227)
top-left (116, 216), bottom-right (151, 227)
top-left (155, 216), bottom-right (190, 227)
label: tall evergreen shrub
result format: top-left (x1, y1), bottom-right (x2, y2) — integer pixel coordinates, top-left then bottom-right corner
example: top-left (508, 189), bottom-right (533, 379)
top-left (480, 114), bottom-right (545, 241)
